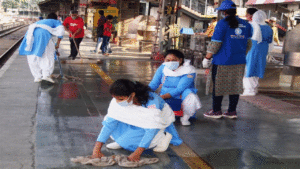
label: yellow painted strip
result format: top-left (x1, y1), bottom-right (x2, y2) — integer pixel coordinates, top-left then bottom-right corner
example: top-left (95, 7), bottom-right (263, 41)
top-left (89, 63), bottom-right (212, 169)
top-left (89, 63), bottom-right (114, 85)
top-left (171, 144), bottom-right (213, 169)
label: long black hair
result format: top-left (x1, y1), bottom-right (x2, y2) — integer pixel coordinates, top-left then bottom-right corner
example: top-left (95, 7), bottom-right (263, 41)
top-left (109, 79), bottom-right (153, 105)
top-left (47, 13), bottom-right (57, 20)
top-left (164, 49), bottom-right (185, 66)
top-left (224, 5), bottom-right (239, 28)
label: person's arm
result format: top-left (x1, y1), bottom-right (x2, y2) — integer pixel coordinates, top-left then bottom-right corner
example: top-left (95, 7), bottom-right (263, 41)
top-left (128, 129), bottom-right (160, 162)
top-left (161, 73), bottom-right (196, 99)
top-left (63, 18), bottom-right (72, 34)
top-left (56, 38), bottom-right (62, 49)
top-left (71, 28), bottom-right (82, 38)
top-left (149, 65), bottom-right (164, 91)
top-left (91, 117), bottom-right (119, 158)
top-left (204, 21), bottom-right (225, 59)
top-left (91, 142), bottom-right (105, 158)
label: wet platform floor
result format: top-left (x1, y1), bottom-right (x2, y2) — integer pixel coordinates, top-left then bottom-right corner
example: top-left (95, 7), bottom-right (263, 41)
top-left (33, 58), bottom-right (300, 169)
top-left (1, 37), bottom-right (300, 168)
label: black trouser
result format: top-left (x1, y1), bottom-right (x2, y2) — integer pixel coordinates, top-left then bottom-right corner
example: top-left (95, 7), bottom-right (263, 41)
top-left (212, 64), bottom-right (239, 112)
top-left (69, 38), bottom-right (83, 58)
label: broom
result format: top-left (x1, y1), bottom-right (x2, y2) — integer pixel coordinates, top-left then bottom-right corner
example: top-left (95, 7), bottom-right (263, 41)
top-left (51, 49), bottom-right (81, 81)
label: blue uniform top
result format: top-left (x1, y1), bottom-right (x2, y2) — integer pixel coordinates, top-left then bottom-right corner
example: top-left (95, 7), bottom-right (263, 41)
top-left (245, 24), bottom-right (273, 78)
top-left (97, 92), bottom-right (182, 151)
top-left (19, 19), bottom-right (63, 57)
top-left (149, 65), bottom-right (197, 100)
top-left (211, 17), bottom-right (252, 65)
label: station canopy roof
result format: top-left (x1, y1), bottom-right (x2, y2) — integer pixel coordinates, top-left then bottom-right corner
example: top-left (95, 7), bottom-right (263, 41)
top-left (38, 0), bottom-right (78, 13)
top-left (246, 0), bottom-right (300, 5)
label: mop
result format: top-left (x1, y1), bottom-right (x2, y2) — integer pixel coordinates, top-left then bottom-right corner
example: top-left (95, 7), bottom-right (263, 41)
top-left (61, 38), bottom-right (103, 64)
top-left (51, 49), bottom-right (81, 81)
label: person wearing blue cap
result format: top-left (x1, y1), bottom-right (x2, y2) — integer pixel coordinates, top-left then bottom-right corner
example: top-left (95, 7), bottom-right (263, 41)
top-left (202, 0), bottom-right (252, 119)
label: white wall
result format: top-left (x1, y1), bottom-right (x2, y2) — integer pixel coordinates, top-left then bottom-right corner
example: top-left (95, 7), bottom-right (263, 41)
top-left (179, 13), bottom-right (191, 29)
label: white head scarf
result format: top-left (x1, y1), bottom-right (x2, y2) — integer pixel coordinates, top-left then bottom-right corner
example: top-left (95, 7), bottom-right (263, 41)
top-left (251, 10), bottom-right (267, 44)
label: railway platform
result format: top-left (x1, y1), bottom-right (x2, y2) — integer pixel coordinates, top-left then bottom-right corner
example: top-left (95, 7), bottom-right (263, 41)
top-left (1, 34), bottom-right (300, 169)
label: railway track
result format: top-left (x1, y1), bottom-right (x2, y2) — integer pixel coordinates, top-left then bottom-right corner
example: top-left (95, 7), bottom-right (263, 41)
top-left (0, 25), bottom-right (29, 69)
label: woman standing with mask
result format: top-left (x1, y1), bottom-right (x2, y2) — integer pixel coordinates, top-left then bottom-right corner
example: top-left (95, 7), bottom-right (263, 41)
top-left (202, 0), bottom-right (252, 119)
top-left (91, 79), bottom-right (182, 162)
top-left (149, 50), bottom-right (202, 126)
top-left (243, 10), bottom-right (273, 96)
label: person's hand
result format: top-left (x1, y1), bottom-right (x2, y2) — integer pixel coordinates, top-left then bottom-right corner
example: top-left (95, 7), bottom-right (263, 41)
top-left (89, 152), bottom-right (105, 159)
top-left (71, 33), bottom-right (76, 39)
top-left (202, 58), bottom-right (212, 68)
top-left (128, 152), bottom-right (141, 162)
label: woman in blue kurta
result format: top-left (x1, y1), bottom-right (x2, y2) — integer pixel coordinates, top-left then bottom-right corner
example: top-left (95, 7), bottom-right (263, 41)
top-left (19, 13), bottom-right (64, 83)
top-left (202, 0), bottom-right (252, 119)
top-left (91, 79), bottom-right (182, 162)
top-left (242, 10), bottom-right (273, 96)
top-left (149, 50), bottom-right (201, 126)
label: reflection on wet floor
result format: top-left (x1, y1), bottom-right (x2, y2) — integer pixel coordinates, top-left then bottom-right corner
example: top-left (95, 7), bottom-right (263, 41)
top-left (258, 65), bottom-right (300, 106)
top-left (35, 59), bottom-right (300, 168)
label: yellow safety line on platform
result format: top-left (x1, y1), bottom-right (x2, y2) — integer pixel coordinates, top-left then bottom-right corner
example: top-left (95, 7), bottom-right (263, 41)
top-left (89, 64), bottom-right (114, 85)
top-left (89, 63), bottom-right (212, 169)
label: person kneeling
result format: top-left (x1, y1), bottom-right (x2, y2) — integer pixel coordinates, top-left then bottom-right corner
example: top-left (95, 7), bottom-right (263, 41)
top-left (149, 50), bottom-right (202, 126)
top-left (91, 79), bottom-right (182, 162)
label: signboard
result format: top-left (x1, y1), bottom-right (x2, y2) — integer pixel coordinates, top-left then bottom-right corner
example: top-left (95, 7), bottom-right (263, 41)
top-left (80, 0), bottom-right (88, 7)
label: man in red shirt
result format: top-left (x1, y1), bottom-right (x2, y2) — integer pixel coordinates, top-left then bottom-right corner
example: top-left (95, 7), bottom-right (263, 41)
top-left (101, 15), bottom-right (114, 56)
top-left (63, 10), bottom-right (85, 60)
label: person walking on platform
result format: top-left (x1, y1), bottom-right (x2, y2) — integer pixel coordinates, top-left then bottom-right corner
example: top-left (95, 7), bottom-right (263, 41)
top-left (63, 10), bottom-right (85, 60)
top-left (19, 13), bottom-right (65, 83)
top-left (101, 15), bottom-right (114, 56)
top-left (91, 79), bottom-right (182, 161)
top-left (242, 10), bottom-right (273, 96)
top-left (202, 0), bottom-right (252, 119)
top-left (91, 10), bottom-right (106, 54)
top-left (269, 17), bottom-right (280, 46)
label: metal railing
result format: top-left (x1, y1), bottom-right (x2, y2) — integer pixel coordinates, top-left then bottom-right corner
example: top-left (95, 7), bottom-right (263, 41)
top-left (0, 21), bottom-right (28, 31)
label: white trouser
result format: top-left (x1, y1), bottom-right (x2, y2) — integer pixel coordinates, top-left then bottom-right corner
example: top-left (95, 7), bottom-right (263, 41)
top-left (243, 77), bottom-right (259, 95)
top-left (182, 93), bottom-right (202, 117)
top-left (95, 37), bottom-right (103, 53)
top-left (27, 41), bottom-right (55, 79)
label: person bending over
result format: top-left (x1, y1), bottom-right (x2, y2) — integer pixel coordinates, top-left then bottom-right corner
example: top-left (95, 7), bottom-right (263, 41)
top-left (91, 79), bottom-right (182, 161)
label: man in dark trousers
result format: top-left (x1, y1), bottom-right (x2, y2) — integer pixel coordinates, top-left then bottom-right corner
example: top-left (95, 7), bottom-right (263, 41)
top-left (92, 10), bottom-right (106, 54)
top-left (63, 10), bottom-right (85, 60)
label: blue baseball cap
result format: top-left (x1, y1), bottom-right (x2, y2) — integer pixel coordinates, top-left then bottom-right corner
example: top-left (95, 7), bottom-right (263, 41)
top-left (216, 0), bottom-right (236, 11)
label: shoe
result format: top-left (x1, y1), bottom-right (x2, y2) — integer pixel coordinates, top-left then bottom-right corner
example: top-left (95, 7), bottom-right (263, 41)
top-left (42, 77), bottom-right (55, 84)
top-left (34, 78), bottom-right (42, 83)
top-left (223, 111), bottom-right (237, 119)
top-left (180, 115), bottom-right (191, 126)
top-left (203, 110), bottom-right (222, 119)
top-left (153, 132), bottom-right (172, 152)
top-left (68, 55), bottom-right (72, 58)
top-left (71, 57), bottom-right (76, 60)
top-left (106, 142), bottom-right (122, 149)
top-left (241, 92), bottom-right (256, 96)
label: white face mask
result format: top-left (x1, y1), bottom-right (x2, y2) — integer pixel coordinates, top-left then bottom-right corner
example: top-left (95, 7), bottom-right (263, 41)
top-left (163, 61), bottom-right (180, 70)
top-left (117, 95), bottom-right (133, 107)
top-left (71, 16), bottom-right (77, 20)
